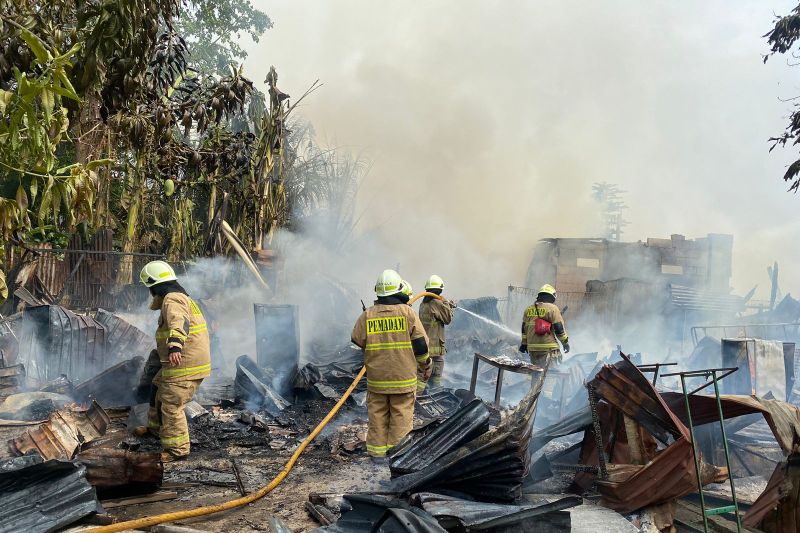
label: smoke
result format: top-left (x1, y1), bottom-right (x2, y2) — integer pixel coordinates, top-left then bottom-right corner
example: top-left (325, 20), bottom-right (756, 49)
top-left (244, 0), bottom-right (800, 300)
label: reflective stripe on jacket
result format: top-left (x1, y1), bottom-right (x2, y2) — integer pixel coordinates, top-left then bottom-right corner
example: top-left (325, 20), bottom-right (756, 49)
top-left (521, 301), bottom-right (568, 352)
top-left (155, 293), bottom-right (211, 382)
top-left (419, 298), bottom-right (453, 356)
top-left (351, 303), bottom-right (429, 394)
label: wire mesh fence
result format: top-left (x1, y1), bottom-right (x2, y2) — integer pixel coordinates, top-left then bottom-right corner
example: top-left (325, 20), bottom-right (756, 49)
top-left (503, 285), bottom-right (588, 325)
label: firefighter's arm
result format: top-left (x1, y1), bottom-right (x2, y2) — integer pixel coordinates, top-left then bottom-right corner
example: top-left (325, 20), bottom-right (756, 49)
top-left (409, 310), bottom-right (431, 372)
top-left (551, 308), bottom-right (570, 352)
top-left (163, 295), bottom-right (191, 365)
top-left (434, 300), bottom-right (453, 325)
top-left (519, 312), bottom-right (528, 353)
top-left (350, 312), bottom-right (367, 350)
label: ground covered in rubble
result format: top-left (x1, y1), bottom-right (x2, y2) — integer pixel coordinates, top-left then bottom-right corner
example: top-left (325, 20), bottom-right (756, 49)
top-left (111, 444), bottom-right (385, 532)
top-left (111, 400), bottom-right (383, 532)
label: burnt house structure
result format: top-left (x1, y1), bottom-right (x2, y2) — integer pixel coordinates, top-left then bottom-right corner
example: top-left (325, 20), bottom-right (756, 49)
top-left (525, 233), bottom-right (733, 294)
top-left (513, 234), bottom-right (739, 348)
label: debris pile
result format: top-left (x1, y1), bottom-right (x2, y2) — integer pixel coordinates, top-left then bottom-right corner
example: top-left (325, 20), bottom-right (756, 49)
top-left (2, 272), bottom-right (799, 532)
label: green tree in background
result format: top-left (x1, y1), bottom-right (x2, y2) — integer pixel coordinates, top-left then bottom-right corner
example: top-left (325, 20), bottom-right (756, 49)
top-left (176, 0), bottom-right (272, 76)
top-left (765, 4), bottom-right (800, 191)
top-left (0, 0), bottom-right (363, 268)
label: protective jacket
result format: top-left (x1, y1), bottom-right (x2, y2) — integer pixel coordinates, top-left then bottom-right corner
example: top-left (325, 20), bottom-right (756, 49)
top-left (419, 298), bottom-right (453, 356)
top-left (521, 301), bottom-right (568, 352)
top-left (351, 303), bottom-right (429, 394)
top-left (154, 293), bottom-right (211, 382)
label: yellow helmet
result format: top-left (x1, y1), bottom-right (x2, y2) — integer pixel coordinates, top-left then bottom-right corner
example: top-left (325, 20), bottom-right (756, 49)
top-left (424, 274), bottom-right (444, 290)
top-left (140, 260), bottom-right (177, 288)
top-left (375, 269), bottom-right (403, 297)
top-left (538, 284), bottom-right (556, 298)
top-left (401, 280), bottom-right (413, 297)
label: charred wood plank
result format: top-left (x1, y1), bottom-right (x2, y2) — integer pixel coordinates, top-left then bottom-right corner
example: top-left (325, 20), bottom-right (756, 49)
top-left (100, 490), bottom-right (178, 509)
top-left (305, 501), bottom-right (335, 525)
top-left (76, 448), bottom-right (163, 489)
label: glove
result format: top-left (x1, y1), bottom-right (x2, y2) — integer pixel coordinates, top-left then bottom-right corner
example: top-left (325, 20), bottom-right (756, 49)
top-left (423, 363), bottom-right (433, 381)
top-left (519, 344), bottom-right (527, 353)
top-left (563, 342), bottom-right (570, 354)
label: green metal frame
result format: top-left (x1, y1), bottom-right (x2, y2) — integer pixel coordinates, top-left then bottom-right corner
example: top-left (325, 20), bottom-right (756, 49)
top-left (663, 367), bottom-right (743, 533)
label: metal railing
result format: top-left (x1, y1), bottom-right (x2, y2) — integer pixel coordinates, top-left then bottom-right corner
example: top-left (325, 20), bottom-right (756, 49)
top-left (690, 322), bottom-right (800, 346)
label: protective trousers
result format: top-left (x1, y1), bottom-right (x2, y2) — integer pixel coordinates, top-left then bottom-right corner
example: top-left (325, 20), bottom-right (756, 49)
top-left (529, 349), bottom-right (562, 369)
top-left (431, 356), bottom-right (444, 385)
top-left (366, 390), bottom-right (415, 457)
top-left (416, 356), bottom-right (445, 393)
top-left (529, 349), bottom-right (561, 390)
top-left (147, 378), bottom-right (202, 457)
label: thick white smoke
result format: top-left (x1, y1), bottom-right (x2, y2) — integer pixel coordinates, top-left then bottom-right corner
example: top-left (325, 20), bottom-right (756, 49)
top-left (245, 0), bottom-right (800, 301)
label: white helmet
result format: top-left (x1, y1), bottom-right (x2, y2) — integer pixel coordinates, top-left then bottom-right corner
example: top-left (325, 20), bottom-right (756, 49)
top-left (401, 280), bottom-right (413, 297)
top-left (375, 269), bottom-right (403, 297)
top-left (140, 260), bottom-right (177, 288)
top-left (424, 274), bottom-right (444, 290)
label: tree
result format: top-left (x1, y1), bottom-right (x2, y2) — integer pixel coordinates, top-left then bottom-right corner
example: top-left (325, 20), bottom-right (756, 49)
top-left (591, 182), bottom-right (629, 241)
top-left (175, 0), bottom-right (271, 76)
top-left (764, 4), bottom-right (800, 191)
top-left (1, 0), bottom-right (360, 271)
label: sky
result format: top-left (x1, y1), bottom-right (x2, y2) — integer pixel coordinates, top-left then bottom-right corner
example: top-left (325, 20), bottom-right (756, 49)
top-left (241, 1), bottom-right (800, 301)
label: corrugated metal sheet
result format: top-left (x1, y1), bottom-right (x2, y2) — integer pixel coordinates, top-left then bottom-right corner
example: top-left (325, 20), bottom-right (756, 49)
top-left (0, 364), bottom-right (25, 400)
top-left (415, 492), bottom-right (579, 530)
top-left (582, 356), bottom-right (728, 516)
top-left (72, 356), bottom-right (144, 406)
top-left (669, 284), bottom-right (744, 313)
top-left (0, 458), bottom-right (102, 533)
top-left (94, 308), bottom-right (154, 361)
top-left (744, 461), bottom-right (800, 531)
top-left (9, 401), bottom-right (110, 460)
top-left (34, 243), bottom-right (68, 300)
top-left (661, 393), bottom-right (800, 456)
top-left (389, 399), bottom-right (491, 475)
top-left (20, 305), bottom-right (109, 382)
top-left (391, 382), bottom-right (541, 502)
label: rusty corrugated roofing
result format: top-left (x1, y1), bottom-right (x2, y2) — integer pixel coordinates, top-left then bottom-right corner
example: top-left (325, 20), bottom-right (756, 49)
top-left (584, 355), bottom-right (727, 515)
top-left (9, 401), bottom-right (110, 460)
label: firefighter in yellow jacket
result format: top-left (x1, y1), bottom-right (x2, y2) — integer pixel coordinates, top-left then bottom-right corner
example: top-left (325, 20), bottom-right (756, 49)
top-left (417, 275), bottom-right (453, 392)
top-left (519, 284), bottom-right (569, 369)
top-left (351, 270), bottom-right (431, 460)
top-left (137, 261), bottom-right (211, 462)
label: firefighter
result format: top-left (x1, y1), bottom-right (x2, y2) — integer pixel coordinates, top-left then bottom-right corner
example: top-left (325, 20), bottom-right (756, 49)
top-left (135, 261), bottom-right (211, 462)
top-left (417, 275), bottom-right (453, 392)
top-left (519, 284), bottom-right (569, 369)
top-left (351, 269), bottom-right (431, 460)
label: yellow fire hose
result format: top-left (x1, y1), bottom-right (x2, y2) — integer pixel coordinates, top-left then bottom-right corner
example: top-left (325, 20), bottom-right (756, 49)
top-left (91, 291), bottom-right (442, 532)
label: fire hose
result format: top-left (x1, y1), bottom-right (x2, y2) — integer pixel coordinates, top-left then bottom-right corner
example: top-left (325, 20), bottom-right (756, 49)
top-left (90, 291), bottom-right (443, 532)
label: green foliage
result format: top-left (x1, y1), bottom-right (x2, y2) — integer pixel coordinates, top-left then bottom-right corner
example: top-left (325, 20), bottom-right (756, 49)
top-left (0, 16), bottom-right (107, 241)
top-left (175, 0), bottom-right (271, 76)
top-left (765, 4), bottom-right (800, 191)
top-left (1, 0), bottom-right (362, 264)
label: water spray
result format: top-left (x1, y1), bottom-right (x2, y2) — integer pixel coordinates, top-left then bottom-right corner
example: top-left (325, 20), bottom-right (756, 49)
top-left (457, 307), bottom-right (521, 339)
